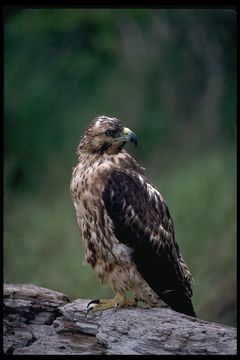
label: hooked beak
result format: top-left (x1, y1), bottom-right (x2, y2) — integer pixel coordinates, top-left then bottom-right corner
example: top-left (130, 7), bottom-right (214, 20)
top-left (122, 127), bottom-right (138, 146)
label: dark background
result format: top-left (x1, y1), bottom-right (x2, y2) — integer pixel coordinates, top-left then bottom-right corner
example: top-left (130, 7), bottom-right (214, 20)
top-left (4, 8), bottom-right (236, 326)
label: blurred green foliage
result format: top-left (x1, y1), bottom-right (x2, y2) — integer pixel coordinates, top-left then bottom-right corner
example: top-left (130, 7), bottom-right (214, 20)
top-left (4, 8), bottom-right (236, 326)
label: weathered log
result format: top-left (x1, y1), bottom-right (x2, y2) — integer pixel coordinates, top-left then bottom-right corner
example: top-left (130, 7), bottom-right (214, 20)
top-left (3, 283), bottom-right (237, 355)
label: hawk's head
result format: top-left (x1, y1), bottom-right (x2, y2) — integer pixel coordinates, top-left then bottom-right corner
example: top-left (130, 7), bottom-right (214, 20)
top-left (77, 115), bottom-right (138, 155)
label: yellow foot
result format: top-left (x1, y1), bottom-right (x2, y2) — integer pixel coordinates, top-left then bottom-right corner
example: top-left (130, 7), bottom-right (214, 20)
top-left (86, 293), bottom-right (137, 316)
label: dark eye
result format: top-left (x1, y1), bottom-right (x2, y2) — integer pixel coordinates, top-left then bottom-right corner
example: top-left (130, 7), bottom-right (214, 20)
top-left (105, 129), bottom-right (115, 137)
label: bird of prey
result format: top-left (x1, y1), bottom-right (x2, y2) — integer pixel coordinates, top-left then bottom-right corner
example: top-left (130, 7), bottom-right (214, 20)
top-left (70, 115), bottom-right (196, 317)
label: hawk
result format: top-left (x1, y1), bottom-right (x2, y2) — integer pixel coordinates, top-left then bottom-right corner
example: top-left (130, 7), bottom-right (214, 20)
top-left (70, 115), bottom-right (196, 317)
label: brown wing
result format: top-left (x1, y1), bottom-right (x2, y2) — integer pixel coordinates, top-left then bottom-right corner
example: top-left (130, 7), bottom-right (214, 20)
top-left (103, 169), bottom-right (196, 317)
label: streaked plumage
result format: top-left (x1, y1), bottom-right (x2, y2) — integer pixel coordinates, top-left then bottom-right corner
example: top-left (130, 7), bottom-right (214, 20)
top-left (70, 115), bottom-right (196, 317)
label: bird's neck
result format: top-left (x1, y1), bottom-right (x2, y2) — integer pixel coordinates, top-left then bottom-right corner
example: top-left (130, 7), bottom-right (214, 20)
top-left (76, 149), bottom-right (145, 176)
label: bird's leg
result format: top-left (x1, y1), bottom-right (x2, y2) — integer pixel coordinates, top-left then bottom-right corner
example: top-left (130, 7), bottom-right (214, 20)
top-left (86, 292), bottom-right (138, 315)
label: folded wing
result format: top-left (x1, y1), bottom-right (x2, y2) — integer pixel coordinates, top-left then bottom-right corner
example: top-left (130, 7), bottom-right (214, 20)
top-left (103, 170), bottom-right (196, 317)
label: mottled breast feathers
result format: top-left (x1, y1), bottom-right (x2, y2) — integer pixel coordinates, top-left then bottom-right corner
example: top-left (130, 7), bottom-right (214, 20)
top-left (102, 169), bottom-right (196, 316)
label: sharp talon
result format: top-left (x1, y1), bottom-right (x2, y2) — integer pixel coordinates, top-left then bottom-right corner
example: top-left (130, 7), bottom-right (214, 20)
top-left (87, 299), bottom-right (100, 308)
top-left (85, 305), bottom-right (94, 318)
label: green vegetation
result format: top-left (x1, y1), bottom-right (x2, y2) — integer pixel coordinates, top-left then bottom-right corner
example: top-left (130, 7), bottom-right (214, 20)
top-left (158, 147), bottom-right (236, 326)
top-left (4, 8), bottom-right (236, 326)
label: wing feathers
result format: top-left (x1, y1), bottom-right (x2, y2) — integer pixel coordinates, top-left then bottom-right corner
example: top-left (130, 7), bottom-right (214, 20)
top-left (103, 169), bottom-right (196, 317)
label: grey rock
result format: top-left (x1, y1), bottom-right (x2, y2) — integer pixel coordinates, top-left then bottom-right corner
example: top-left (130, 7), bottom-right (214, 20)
top-left (3, 283), bottom-right (237, 355)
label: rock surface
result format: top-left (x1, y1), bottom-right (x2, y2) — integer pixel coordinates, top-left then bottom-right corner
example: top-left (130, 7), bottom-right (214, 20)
top-left (3, 283), bottom-right (237, 355)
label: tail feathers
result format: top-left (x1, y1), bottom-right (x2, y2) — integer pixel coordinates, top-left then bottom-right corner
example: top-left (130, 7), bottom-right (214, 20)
top-left (160, 291), bottom-right (197, 317)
